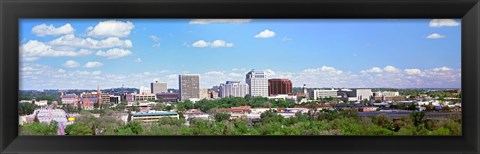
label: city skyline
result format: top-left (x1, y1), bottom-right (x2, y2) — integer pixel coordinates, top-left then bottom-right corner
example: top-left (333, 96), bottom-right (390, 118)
top-left (20, 19), bottom-right (461, 90)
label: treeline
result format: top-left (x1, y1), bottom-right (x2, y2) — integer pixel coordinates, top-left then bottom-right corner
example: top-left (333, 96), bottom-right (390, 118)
top-left (19, 90), bottom-right (61, 102)
top-left (20, 110), bottom-right (461, 136)
top-left (182, 96), bottom-right (295, 113)
top-left (19, 103), bottom-right (37, 116)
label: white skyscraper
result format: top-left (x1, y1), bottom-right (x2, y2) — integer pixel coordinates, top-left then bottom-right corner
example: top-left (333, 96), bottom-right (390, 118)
top-left (219, 81), bottom-right (249, 98)
top-left (245, 70), bottom-right (268, 97)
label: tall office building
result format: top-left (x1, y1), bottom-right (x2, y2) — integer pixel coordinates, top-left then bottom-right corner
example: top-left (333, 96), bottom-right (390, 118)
top-left (151, 81), bottom-right (167, 94)
top-left (268, 79), bottom-right (292, 96)
top-left (219, 81), bottom-right (249, 98)
top-left (179, 74), bottom-right (200, 101)
top-left (245, 70), bottom-right (268, 97)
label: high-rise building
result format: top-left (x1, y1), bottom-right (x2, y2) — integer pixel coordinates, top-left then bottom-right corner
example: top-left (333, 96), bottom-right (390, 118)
top-left (268, 79), bottom-right (292, 96)
top-left (151, 81), bottom-right (167, 94)
top-left (179, 74), bottom-right (200, 101)
top-left (245, 70), bottom-right (268, 97)
top-left (219, 81), bottom-right (249, 98)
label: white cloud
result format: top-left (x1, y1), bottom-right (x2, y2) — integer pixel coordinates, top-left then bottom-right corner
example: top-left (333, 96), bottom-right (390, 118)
top-left (361, 67), bottom-right (383, 73)
top-left (432, 66), bottom-right (452, 72)
top-left (49, 34), bottom-right (133, 49)
top-left (135, 58), bottom-right (143, 62)
top-left (426, 33), bottom-right (446, 39)
top-left (254, 29), bottom-right (276, 38)
top-left (265, 69), bottom-right (276, 76)
top-left (404, 68), bottom-right (422, 75)
top-left (96, 48), bottom-right (133, 59)
top-left (19, 63), bottom-right (461, 90)
top-left (282, 37), bottom-right (293, 41)
top-left (149, 35), bottom-right (161, 47)
top-left (429, 19), bottom-right (460, 27)
top-left (189, 19), bottom-right (252, 24)
top-left (84, 61), bottom-right (103, 68)
top-left (211, 40), bottom-right (234, 48)
top-left (383, 66), bottom-right (400, 73)
top-left (32, 23), bottom-right (75, 36)
top-left (63, 60), bottom-right (80, 68)
top-left (20, 40), bottom-right (93, 61)
top-left (92, 71), bottom-right (102, 75)
top-left (228, 72), bottom-right (241, 77)
top-left (87, 20), bottom-right (135, 38)
top-left (191, 40), bottom-right (234, 48)
top-left (192, 40), bottom-right (209, 48)
top-left (204, 71), bottom-right (224, 76)
top-left (303, 66), bottom-right (343, 74)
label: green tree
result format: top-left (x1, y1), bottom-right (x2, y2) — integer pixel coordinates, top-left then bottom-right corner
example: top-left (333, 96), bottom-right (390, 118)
top-left (115, 121), bottom-right (143, 135)
top-left (18, 103), bottom-right (37, 115)
top-left (260, 110), bottom-right (284, 124)
top-left (429, 127), bottom-right (451, 135)
top-left (410, 111), bottom-right (426, 127)
top-left (19, 122), bottom-right (57, 135)
top-left (65, 123), bottom-right (92, 135)
top-left (165, 105), bottom-right (173, 111)
top-left (152, 103), bottom-right (166, 111)
top-left (372, 114), bottom-right (395, 131)
top-left (214, 113), bottom-right (231, 122)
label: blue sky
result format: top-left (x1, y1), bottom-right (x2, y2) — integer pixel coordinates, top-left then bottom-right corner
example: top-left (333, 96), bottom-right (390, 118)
top-left (19, 19), bottom-right (461, 90)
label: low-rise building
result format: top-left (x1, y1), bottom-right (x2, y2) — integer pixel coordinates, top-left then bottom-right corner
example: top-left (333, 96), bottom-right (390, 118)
top-left (309, 89), bottom-right (338, 100)
top-left (267, 94), bottom-right (298, 103)
top-left (381, 91), bottom-right (400, 97)
top-left (126, 93), bottom-right (135, 101)
top-left (131, 111), bottom-right (179, 124)
top-left (156, 93), bottom-right (179, 103)
top-left (61, 93), bottom-right (79, 104)
top-left (35, 108), bottom-right (69, 124)
top-left (230, 106), bottom-right (251, 113)
top-left (109, 95), bottom-right (121, 104)
top-left (134, 93), bottom-right (157, 101)
top-left (250, 108), bottom-right (273, 114)
top-left (35, 100), bottom-right (48, 106)
top-left (359, 106), bottom-right (379, 112)
top-left (383, 96), bottom-right (406, 102)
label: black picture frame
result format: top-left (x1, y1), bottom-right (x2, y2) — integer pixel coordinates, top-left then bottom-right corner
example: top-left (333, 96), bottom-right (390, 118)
top-left (1, 0), bottom-right (479, 154)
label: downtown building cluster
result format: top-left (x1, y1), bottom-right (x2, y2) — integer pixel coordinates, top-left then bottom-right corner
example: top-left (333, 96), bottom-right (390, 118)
top-left (18, 70), bottom-right (463, 130)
